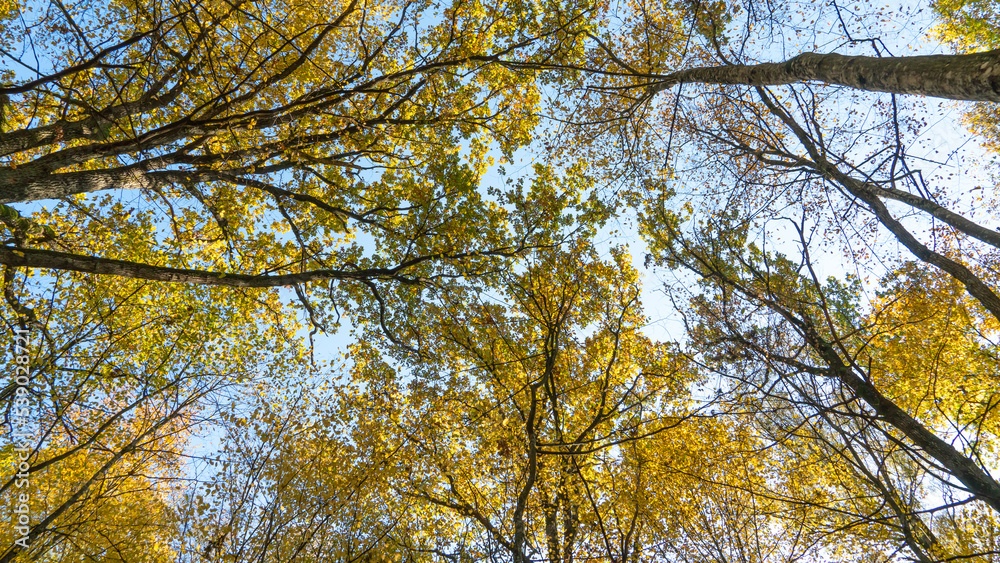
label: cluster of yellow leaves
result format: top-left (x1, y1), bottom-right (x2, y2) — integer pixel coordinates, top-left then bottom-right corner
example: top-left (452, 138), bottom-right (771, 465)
top-left (865, 262), bottom-right (1000, 439)
top-left (933, 0), bottom-right (1000, 155)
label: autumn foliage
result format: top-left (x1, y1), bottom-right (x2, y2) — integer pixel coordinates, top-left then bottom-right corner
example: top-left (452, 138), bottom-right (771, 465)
top-left (2, 0), bottom-right (1000, 562)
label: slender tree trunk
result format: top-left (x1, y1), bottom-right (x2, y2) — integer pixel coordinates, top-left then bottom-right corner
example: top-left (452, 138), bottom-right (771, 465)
top-left (649, 49), bottom-right (1000, 102)
top-left (667, 229), bottom-right (1000, 515)
top-left (542, 490), bottom-right (561, 563)
top-left (797, 319), bottom-right (1000, 514)
top-left (0, 246), bottom-right (417, 287)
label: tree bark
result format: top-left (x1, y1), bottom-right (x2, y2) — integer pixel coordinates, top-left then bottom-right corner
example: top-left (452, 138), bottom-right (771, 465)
top-left (649, 49), bottom-right (1000, 102)
top-left (666, 229), bottom-right (1000, 515)
top-left (785, 311), bottom-right (1000, 515)
top-left (0, 246), bottom-right (424, 287)
top-left (821, 337), bottom-right (1000, 514)
top-left (751, 88), bottom-right (1000, 323)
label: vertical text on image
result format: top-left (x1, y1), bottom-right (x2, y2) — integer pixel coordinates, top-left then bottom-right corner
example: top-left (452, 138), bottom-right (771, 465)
top-left (10, 327), bottom-right (32, 548)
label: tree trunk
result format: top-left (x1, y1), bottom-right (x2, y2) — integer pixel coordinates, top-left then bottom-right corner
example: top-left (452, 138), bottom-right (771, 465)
top-left (0, 246), bottom-right (419, 287)
top-left (649, 49), bottom-right (1000, 102)
top-left (798, 319), bottom-right (1000, 514)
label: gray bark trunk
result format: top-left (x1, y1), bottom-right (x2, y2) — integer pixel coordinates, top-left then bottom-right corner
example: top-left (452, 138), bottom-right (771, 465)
top-left (0, 168), bottom-right (165, 203)
top-left (649, 49), bottom-right (1000, 102)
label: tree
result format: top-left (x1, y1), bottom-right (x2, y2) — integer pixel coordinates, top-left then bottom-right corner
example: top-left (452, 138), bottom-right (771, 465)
top-left (0, 0), bottom-right (590, 294)
top-left (5, 0), bottom-right (1000, 561)
top-left (644, 49), bottom-right (1000, 101)
top-left (0, 265), bottom-right (305, 562)
top-left (535, 0), bottom-right (1000, 559)
top-left (0, 2), bottom-right (597, 557)
top-left (216, 238), bottom-right (707, 563)
top-left (644, 209), bottom-right (1000, 560)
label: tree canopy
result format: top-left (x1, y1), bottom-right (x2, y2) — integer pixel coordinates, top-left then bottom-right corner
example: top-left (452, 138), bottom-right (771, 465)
top-left (3, 0), bottom-right (1000, 562)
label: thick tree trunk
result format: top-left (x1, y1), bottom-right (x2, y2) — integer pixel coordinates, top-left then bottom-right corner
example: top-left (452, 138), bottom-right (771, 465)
top-left (0, 168), bottom-right (163, 203)
top-left (649, 49), bottom-right (1000, 102)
